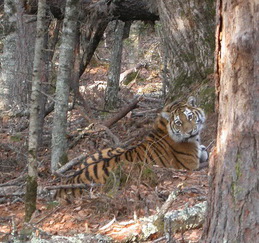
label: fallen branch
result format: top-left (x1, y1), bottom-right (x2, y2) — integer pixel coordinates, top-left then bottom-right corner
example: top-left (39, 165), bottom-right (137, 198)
top-left (97, 187), bottom-right (207, 241)
top-left (133, 108), bottom-right (160, 117)
top-left (0, 171), bottom-right (26, 188)
top-left (103, 96), bottom-right (142, 127)
top-left (0, 185), bottom-right (25, 203)
top-left (164, 201), bottom-right (207, 236)
top-left (155, 187), bottom-right (182, 222)
top-left (54, 153), bottom-right (88, 175)
top-left (68, 96), bottom-right (142, 149)
top-left (45, 184), bottom-right (97, 191)
top-left (119, 63), bottom-right (146, 85)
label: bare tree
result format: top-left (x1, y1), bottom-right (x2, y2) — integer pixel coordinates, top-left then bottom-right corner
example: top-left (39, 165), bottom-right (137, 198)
top-left (25, 0), bottom-right (46, 222)
top-left (0, 0), bottom-right (17, 112)
top-left (0, 0), bottom-right (37, 114)
top-left (51, 0), bottom-right (80, 172)
top-left (104, 20), bottom-right (125, 110)
top-left (201, 0), bottom-right (259, 241)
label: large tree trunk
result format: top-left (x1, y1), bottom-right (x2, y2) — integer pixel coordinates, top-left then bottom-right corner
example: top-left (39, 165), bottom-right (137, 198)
top-left (51, 0), bottom-right (80, 172)
top-left (201, 0), bottom-right (259, 242)
top-left (156, 0), bottom-right (215, 101)
top-left (25, 0), bottom-right (46, 222)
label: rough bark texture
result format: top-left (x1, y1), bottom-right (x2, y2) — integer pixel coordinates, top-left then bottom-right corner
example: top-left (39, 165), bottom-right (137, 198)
top-left (201, 0), bottom-right (259, 242)
top-left (0, 0), bottom-right (16, 112)
top-left (156, 0), bottom-right (215, 103)
top-left (51, 0), bottom-right (80, 172)
top-left (15, 2), bottom-right (36, 109)
top-left (104, 20), bottom-right (125, 110)
top-left (25, 0), bottom-right (46, 222)
top-left (0, 1), bottom-right (37, 113)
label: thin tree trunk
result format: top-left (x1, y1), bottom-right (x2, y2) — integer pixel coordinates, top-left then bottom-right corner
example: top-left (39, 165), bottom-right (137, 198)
top-left (104, 20), bottom-right (125, 110)
top-left (0, 1), bottom-right (37, 114)
top-left (25, 0), bottom-right (46, 222)
top-left (37, 19), bottom-right (51, 147)
top-left (15, 1), bottom-right (36, 110)
top-left (51, 0), bottom-right (80, 172)
top-left (0, 0), bottom-right (17, 112)
top-left (126, 21), bottom-right (138, 69)
top-left (79, 20), bottom-right (109, 77)
top-left (201, 0), bottom-right (259, 242)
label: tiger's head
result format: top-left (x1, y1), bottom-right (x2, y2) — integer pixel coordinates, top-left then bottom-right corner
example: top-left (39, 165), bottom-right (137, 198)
top-left (161, 97), bottom-right (205, 142)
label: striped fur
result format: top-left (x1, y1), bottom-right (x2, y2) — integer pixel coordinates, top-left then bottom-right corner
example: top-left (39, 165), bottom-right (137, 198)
top-left (55, 97), bottom-right (206, 199)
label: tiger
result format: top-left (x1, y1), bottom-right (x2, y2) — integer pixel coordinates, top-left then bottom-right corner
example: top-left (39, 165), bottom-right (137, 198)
top-left (55, 96), bottom-right (208, 199)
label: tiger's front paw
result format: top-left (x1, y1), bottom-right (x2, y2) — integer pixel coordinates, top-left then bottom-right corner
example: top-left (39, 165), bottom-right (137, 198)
top-left (199, 145), bottom-right (209, 163)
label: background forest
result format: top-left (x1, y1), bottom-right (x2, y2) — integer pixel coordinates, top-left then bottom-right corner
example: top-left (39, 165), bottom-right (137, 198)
top-left (0, 0), bottom-right (258, 242)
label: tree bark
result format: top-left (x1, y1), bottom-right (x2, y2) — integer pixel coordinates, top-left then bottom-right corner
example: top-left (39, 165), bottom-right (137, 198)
top-left (104, 20), bottom-right (125, 110)
top-left (20, 0), bottom-right (159, 21)
top-left (15, 1), bottom-right (37, 109)
top-left (0, 0), bottom-right (16, 112)
top-left (51, 0), bottom-right (80, 172)
top-left (25, 0), bottom-right (46, 222)
top-left (201, 0), bottom-right (259, 242)
top-left (156, 0), bottom-right (215, 101)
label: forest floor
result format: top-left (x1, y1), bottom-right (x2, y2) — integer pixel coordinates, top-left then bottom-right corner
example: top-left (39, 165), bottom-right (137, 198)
top-left (0, 65), bottom-right (217, 242)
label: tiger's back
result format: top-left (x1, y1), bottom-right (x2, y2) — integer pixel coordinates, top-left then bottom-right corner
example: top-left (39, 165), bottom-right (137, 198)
top-left (55, 97), bottom-right (207, 199)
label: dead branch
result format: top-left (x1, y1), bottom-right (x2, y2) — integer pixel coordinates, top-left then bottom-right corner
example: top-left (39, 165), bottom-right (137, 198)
top-left (54, 153), bottom-right (88, 175)
top-left (120, 63), bottom-right (146, 85)
top-left (45, 183), bottom-right (99, 191)
top-left (133, 108), bottom-right (160, 117)
top-left (0, 176), bottom-right (26, 188)
top-left (103, 96), bottom-right (142, 127)
top-left (155, 187), bottom-right (182, 221)
top-left (97, 124), bottom-right (121, 145)
top-left (0, 168), bottom-right (27, 188)
top-left (0, 185), bottom-right (25, 198)
top-left (164, 201), bottom-right (207, 235)
top-left (68, 96), bottom-right (142, 149)
top-left (68, 123), bottom-right (98, 149)
top-left (97, 187), bottom-right (207, 241)
top-left (27, 233), bottom-right (112, 242)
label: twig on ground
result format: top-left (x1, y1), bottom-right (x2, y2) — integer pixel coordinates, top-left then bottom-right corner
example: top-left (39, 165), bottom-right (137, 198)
top-left (155, 186), bottom-right (183, 222)
top-left (0, 174), bottom-right (26, 187)
top-left (69, 96), bottom-right (142, 149)
top-left (151, 236), bottom-right (166, 243)
top-left (45, 183), bottom-right (100, 191)
top-left (34, 207), bottom-right (61, 225)
top-left (97, 124), bottom-right (121, 146)
top-left (0, 192), bottom-right (25, 198)
top-left (24, 222), bottom-right (53, 238)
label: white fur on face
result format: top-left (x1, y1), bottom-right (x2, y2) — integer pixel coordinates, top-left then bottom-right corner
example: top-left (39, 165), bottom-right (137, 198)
top-left (183, 108), bottom-right (192, 118)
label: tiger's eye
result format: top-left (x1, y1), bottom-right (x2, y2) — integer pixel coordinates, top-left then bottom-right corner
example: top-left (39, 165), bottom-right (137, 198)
top-left (175, 120), bottom-right (181, 126)
top-left (188, 114), bottom-right (193, 120)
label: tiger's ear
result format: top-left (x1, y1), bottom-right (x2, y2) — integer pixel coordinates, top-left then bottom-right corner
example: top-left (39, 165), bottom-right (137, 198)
top-left (187, 96), bottom-right (197, 107)
top-left (161, 111), bottom-right (170, 121)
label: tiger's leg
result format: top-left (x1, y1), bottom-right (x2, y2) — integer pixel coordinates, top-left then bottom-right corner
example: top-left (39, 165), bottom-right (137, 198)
top-left (199, 145), bottom-right (209, 163)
